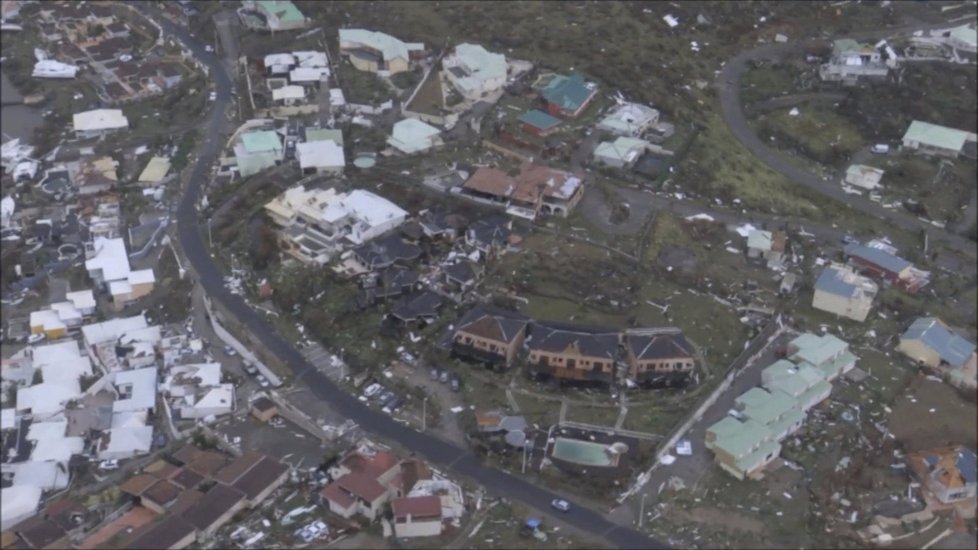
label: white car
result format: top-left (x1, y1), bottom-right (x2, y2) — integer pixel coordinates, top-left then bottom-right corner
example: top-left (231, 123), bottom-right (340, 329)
top-left (363, 383), bottom-right (382, 398)
top-left (208, 91), bottom-right (217, 101)
top-left (256, 375), bottom-right (270, 388)
top-left (99, 459), bottom-right (119, 470)
top-left (551, 498), bottom-right (571, 512)
top-left (224, 345), bottom-right (236, 356)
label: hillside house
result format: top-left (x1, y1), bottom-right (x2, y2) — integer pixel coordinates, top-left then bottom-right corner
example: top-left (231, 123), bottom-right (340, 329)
top-left (540, 73), bottom-right (596, 118)
top-left (843, 243), bottom-right (930, 293)
top-left (593, 137), bottom-right (650, 169)
top-left (338, 29), bottom-right (424, 74)
top-left (234, 130), bottom-right (284, 177)
top-left (597, 102), bottom-right (659, 137)
top-left (901, 120), bottom-right (977, 159)
top-left (898, 317), bottom-right (977, 389)
top-left (746, 229), bottom-right (787, 270)
top-left (812, 264), bottom-right (878, 322)
top-left (526, 322), bottom-right (620, 385)
top-left (451, 305), bottom-right (529, 368)
top-left (908, 446), bottom-right (977, 504)
top-left (442, 43), bottom-right (507, 100)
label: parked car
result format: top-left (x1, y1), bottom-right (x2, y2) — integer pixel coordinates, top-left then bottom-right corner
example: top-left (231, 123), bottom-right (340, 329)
top-left (99, 459), bottom-right (119, 471)
top-left (430, 368), bottom-right (439, 381)
top-left (363, 383), bottom-right (382, 398)
top-left (378, 391), bottom-right (395, 404)
top-left (256, 374), bottom-right (270, 388)
top-left (439, 370), bottom-right (450, 383)
top-left (841, 234), bottom-right (858, 245)
top-left (727, 408), bottom-right (743, 419)
top-left (208, 90), bottom-right (217, 101)
top-left (382, 396), bottom-right (403, 415)
top-left (870, 143), bottom-right (889, 154)
top-left (551, 498), bottom-right (571, 512)
top-left (243, 361), bottom-right (258, 375)
top-left (223, 345), bottom-right (237, 356)
top-left (450, 375), bottom-right (461, 393)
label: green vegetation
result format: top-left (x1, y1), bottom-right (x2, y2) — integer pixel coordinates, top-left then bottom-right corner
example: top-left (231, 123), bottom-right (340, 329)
top-left (337, 60), bottom-right (395, 105)
top-left (754, 101), bottom-right (864, 165)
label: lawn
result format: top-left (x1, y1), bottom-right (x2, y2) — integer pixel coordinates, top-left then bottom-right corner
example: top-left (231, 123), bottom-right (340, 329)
top-left (405, 66), bottom-right (444, 116)
top-left (753, 100), bottom-right (865, 166)
top-left (337, 59), bottom-right (395, 105)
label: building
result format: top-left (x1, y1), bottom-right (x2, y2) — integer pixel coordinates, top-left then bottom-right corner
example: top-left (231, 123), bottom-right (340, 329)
top-left (518, 110), bottom-right (562, 137)
top-left (819, 38), bottom-right (890, 83)
top-left (271, 84), bottom-right (306, 105)
top-left (180, 484), bottom-right (247, 537)
top-left (304, 127), bottom-right (344, 145)
top-left (321, 448), bottom-right (402, 521)
top-left (898, 317), bottom-right (977, 389)
top-left (72, 109), bottom-right (129, 139)
top-left (212, 452), bottom-right (290, 506)
top-left (296, 140), bottom-right (345, 174)
top-left (908, 446), bottom-right (977, 504)
top-left (84, 237), bottom-right (156, 310)
top-left (250, 397), bottom-right (278, 423)
top-left (265, 186), bottom-right (408, 265)
top-left (137, 156), bottom-right (171, 186)
top-left (760, 360), bottom-right (832, 412)
top-left (351, 234), bottom-right (422, 272)
top-left (624, 328), bottom-right (696, 386)
top-left (462, 162), bottom-right (585, 219)
top-left (234, 130), bottom-right (284, 177)
top-left (593, 137), bottom-right (650, 168)
top-left (947, 24), bottom-right (978, 53)
top-left (540, 73), bottom-right (596, 118)
top-left (465, 215), bottom-right (512, 257)
top-left (124, 514), bottom-right (197, 550)
top-left (844, 164), bottom-right (884, 190)
top-left (241, 0), bottom-right (306, 31)
top-left (733, 387), bottom-right (806, 440)
top-left (901, 120), bottom-right (977, 159)
top-left (442, 43), bottom-right (507, 100)
top-left (704, 417), bottom-right (781, 480)
top-left (597, 102), bottom-right (659, 137)
top-left (812, 264), bottom-right (878, 322)
top-left (526, 322), bottom-right (619, 384)
top-left (390, 495), bottom-right (442, 538)
top-left (29, 290), bottom-right (95, 338)
top-left (786, 332), bottom-right (857, 382)
top-left (843, 243), bottom-right (930, 293)
top-left (388, 118), bottom-right (443, 154)
top-left (746, 229), bottom-right (786, 269)
top-left (338, 29), bottom-right (424, 74)
top-left (451, 305), bottom-right (529, 367)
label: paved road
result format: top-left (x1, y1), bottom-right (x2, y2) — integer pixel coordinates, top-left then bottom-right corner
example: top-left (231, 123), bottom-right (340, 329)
top-left (147, 8), bottom-right (664, 549)
top-left (717, 27), bottom-right (978, 260)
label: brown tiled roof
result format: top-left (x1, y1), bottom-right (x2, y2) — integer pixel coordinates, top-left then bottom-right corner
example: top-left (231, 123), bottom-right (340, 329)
top-left (335, 472), bottom-right (387, 502)
top-left (516, 162), bottom-right (583, 201)
top-left (212, 451), bottom-right (264, 485)
top-left (168, 467), bottom-right (204, 490)
top-left (391, 495), bottom-right (441, 520)
top-left (251, 396), bottom-right (276, 413)
top-left (120, 473), bottom-right (161, 497)
top-left (340, 450), bottom-right (400, 478)
top-left (476, 411), bottom-right (503, 427)
top-left (15, 517), bottom-right (66, 549)
top-left (399, 459), bottom-right (432, 494)
top-left (463, 167), bottom-right (516, 198)
top-left (179, 484), bottom-right (245, 532)
top-left (124, 514), bottom-right (196, 550)
top-left (142, 480), bottom-right (182, 508)
top-left (167, 488), bottom-right (205, 516)
top-left (143, 459), bottom-right (179, 478)
top-left (79, 506), bottom-right (156, 550)
top-left (230, 456), bottom-right (288, 501)
top-left (771, 231), bottom-right (787, 253)
top-left (320, 482), bottom-right (355, 509)
top-left (172, 446), bottom-right (228, 476)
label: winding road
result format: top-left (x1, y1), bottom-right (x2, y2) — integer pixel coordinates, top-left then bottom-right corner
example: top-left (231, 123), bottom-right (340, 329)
top-left (150, 7), bottom-right (663, 549)
top-left (717, 29), bottom-right (977, 260)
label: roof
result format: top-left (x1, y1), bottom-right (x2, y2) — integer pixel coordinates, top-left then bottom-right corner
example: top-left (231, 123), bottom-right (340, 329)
top-left (844, 243), bottom-right (912, 274)
top-left (789, 333), bottom-right (849, 367)
top-left (272, 84), bottom-right (305, 101)
top-left (594, 137), bottom-right (648, 163)
top-left (515, 162), bottom-right (583, 201)
top-left (528, 322), bottom-right (619, 359)
top-left (391, 290), bottom-right (444, 321)
top-left (213, 451), bottom-right (265, 485)
top-left (747, 229), bottom-right (773, 251)
top-left (65, 289), bottom-right (96, 310)
top-left (902, 120), bottom-right (970, 153)
top-left (949, 24), bottom-right (977, 47)
top-left (14, 516), bottom-right (66, 548)
top-left (335, 472), bottom-right (387, 502)
top-left (143, 479), bottom-right (182, 508)
top-left (137, 156), bottom-right (170, 183)
top-left (353, 234), bottom-right (421, 269)
top-left (120, 473), bottom-right (160, 497)
top-left (320, 481), bottom-right (355, 509)
top-left (597, 102), bottom-right (659, 135)
top-left (174, 446), bottom-right (228, 475)
top-left (297, 140), bottom-right (345, 169)
top-left (541, 73), bottom-right (594, 112)
top-left (706, 417), bottom-right (775, 459)
top-left (126, 514), bottom-right (196, 550)
top-left (169, 467), bottom-right (204, 490)
top-left (392, 495), bottom-right (442, 520)
top-left (73, 109), bottom-right (129, 132)
top-left (230, 456), bottom-right (288, 500)
top-left (910, 446), bottom-right (978, 490)
top-left (1, 486), bottom-right (42, 527)
top-left (290, 66), bottom-right (330, 82)
top-left (447, 43), bottom-right (506, 86)
top-left (339, 449), bottom-right (401, 477)
top-left (240, 130), bottom-right (282, 153)
top-left (902, 317), bottom-right (976, 369)
top-left (443, 260), bottom-right (482, 284)
top-left (305, 128), bottom-right (343, 145)
top-left (814, 265), bottom-right (876, 299)
top-left (339, 28), bottom-right (421, 63)
top-left (254, 0), bottom-right (304, 23)
top-left (464, 167), bottom-right (516, 198)
top-left (99, 426), bottom-right (153, 457)
top-left (626, 330), bottom-right (693, 360)
top-left (389, 118), bottom-right (441, 154)
top-left (466, 215), bottom-right (511, 249)
top-left (113, 367), bottom-right (158, 413)
top-left (17, 382), bottom-right (81, 416)
top-left (339, 189), bottom-right (408, 234)
top-left (735, 387), bottom-right (798, 426)
top-left (455, 305), bottom-right (529, 345)
top-left (518, 110), bottom-right (562, 131)
top-left (180, 484), bottom-right (245, 531)
top-left (845, 164), bottom-right (884, 179)
top-left (32, 340), bottom-right (93, 385)
top-left (84, 237), bottom-right (132, 283)
top-left (80, 314), bottom-right (153, 346)
top-left (251, 396), bottom-right (277, 413)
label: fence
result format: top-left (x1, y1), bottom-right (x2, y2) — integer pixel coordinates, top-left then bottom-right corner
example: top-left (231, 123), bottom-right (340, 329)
top-left (557, 420), bottom-right (663, 442)
top-left (201, 292), bottom-right (284, 387)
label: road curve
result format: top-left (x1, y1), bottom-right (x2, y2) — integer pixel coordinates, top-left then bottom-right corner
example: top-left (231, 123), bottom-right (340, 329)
top-left (718, 36), bottom-right (977, 259)
top-left (149, 8), bottom-right (664, 550)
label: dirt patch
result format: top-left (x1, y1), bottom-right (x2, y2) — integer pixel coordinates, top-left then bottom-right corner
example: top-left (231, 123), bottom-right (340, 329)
top-left (674, 506), bottom-right (764, 535)
top-left (888, 377), bottom-right (978, 451)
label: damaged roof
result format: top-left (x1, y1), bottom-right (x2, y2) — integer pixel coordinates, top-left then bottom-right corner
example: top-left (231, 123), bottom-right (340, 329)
top-left (455, 305), bottom-right (529, 344)
top-left (625, 329), bottom-right (693, 360)
top-left (528, 322), bottom-right (619, 359)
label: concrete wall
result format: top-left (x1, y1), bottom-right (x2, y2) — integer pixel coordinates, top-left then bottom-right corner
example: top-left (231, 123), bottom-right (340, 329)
top-left (201, 293), bottom-right (283, 387)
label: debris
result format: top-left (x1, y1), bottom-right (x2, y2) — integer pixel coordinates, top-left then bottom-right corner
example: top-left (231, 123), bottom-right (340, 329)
top-left (836, 456), bottom-right (851, 472)
top-left (676, 440), bottom-right (692, 456)
top-left (668, 476), bottom-right (686, 491)
top-left (663, 14), bottom-right (679, 28)
top-left (789, 107), bottom-right (800, 116)
top-left (783, 492), bottom-right (793, 499)
top-left (775, 33), bottom-right (788, 43)
top-left (660, 454), bottom-right (676, 465)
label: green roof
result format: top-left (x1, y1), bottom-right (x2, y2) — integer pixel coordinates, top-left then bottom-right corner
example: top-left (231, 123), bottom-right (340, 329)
top-left (542, 73), bottom-right (595, 113)
top-left (902, 120), bottom-right (970, 153)
top-left (518, 110), bottom-right (561, 130)
top-left (707, 417), bottom-right (774, 458)
top-left (305, 128), bottom-right (344, 145)
top-left (789, 333), bottom-right (848, 367)
top-left (594, 137), bottom-right (648, 162)
top-left (735, 387), bottom-right (798, 426)
top-left (763, 362), bottom-right (827, 398)
top-left (256, 0), bottom-right (304, 23)
top-left (733, 440), bottom-right (781, 474)
top-left (801, 350), bottom-right (857, 380)
top-left (241, 130), bottom-right (282, 153)
top-left (949, 25), bottom-right (977, 47)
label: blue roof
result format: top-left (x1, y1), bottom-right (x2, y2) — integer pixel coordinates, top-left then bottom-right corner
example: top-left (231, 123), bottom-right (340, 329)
top-left (844, 243), bottom-right (911, 274)
top-left (542, 73), bottom-right (594, 113)
top-left (814, 266), bottom-right (856, 297)
top-left (518, 110), bottom-right (562, 131)
top-left (959, 448), bottom-right (977, 484)
top-left (903, 317), bottom-right (976, 369)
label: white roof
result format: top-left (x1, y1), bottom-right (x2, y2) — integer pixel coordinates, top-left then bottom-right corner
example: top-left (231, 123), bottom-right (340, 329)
top-left (109, 280), bottom-right (133, 297)
top-left (85, 237), bottom-right (132, 283)
top-left (33, 340), bottom-right (93, 384)
top-left (597, 103), bottom-right (659, 135)
top-left (163, 363), bottom-right (223, 396)
top-left (11, 462), bottom-right (70, 491)
top-left (17, 381), bottom-right (81, 416)
top-left (65, 289), bottom-right (96, 310)
top-left (341, 189), bottom-right (408, 229)
top-left (293, 50), bottom-right (328, 68)
top-left (747, 229), bottom-right (774, 251)
top-left (594, 137), bottom-right (648, 162)
top-left (388, 118), bottom-right (441, 154)
top-left (29, 309), bottom-right (67, 333)
top-left (450, 43), bottom-right (506, 81)
top-left (99, 425), bottom-right (153, 458)
top-left (1, 486), bottom-right (42, 529)
top-left (297, 140), bottom-right (345, 169)
top-left (113, 367), bottom-right (158, 413)
top-left (290, 67), bottom-right (330, 82)
top-left (1, 408), bottom-right (15, 430)
top-left (339, 28), bottom-right (420, 63)
top-left (128, 268), bottom-right (156, 285)
top-left (81, 314), bottom-right (150, 346)
top-left (192, 384), bottom-right (235, 410)
top-left (272, 84), bottom-right (306, 101)
top-left (111, 410), bottom-right (148, 429)
top-left (27, 419), bottom-right (68, 442)
top-left (329, 88), bottom-right (346, 106)
top-left (30, 435), bottom-right (84, 462)
top-left (264, 52), bottom-right (295, 68)
top-left (73, 109), bottom-right (129, 132)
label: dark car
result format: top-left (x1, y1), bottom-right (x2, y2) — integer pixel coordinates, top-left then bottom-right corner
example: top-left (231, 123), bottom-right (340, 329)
top-left (382, 396), bottom-right (403, 414)
top-left (449, 375), bottom-right (461, 393)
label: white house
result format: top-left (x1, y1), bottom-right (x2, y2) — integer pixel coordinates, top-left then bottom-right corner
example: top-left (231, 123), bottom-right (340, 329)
top-left (593, 137), bottom-right (649, 168)
top-left (812, 264), bottom-right (878, 322)
top-left (442, 43), bottom-right (507, 100)
top-left (338, 29), bottom-right (424, 74)
top-left (234, 130), bottom-right (284, 177)
top-left (0, 486), bottom-right (42, 531)
top-left (84, 237), bottom-right (156, 309)
top-left (73, 109), bottom-right (129, 139)
top-left (271, 84), bottom-right (306, 105)
top-left (901, 120), bottom-right (976, 159)
top-left (388, 119), bottom-right (442, 154)
top-left (97, 425), bottom-right (153, 460)
top-left (844, 164), bottom-right (884, 190)
top-left (296, 140), bottom-right (345, 174)
top-left (596, 102), bottom-right (660, 137)
top-left (112, 366), bottom-right (158, 415)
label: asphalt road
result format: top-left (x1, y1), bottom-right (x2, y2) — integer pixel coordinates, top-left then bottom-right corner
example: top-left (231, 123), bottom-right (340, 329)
top-left (717, 29), bottom-right (978, 260)
top-left (149, 8), bottom-right (664, 549)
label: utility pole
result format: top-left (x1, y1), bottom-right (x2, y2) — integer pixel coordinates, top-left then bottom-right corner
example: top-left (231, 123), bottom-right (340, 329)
top-left (638, 493), bottom-right (648, 528)
top-left (521, 438), bottom-right (529, 474)
top-left (421, 397), bottom-right (427, 432)
top-left (207, 218), bottom-right (213, 250)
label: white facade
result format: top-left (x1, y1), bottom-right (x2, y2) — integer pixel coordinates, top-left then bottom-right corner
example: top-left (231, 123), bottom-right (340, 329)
top-left (388, 119), bottom-right (442, 154)
top-left (596, 103), bottom-right (659, 137)
top-left (73, 109), bottom-right (129, 138)
top-left (442, 43), bottom-right (506, 99)
top-left (296, 140), bottom-right (345, 174)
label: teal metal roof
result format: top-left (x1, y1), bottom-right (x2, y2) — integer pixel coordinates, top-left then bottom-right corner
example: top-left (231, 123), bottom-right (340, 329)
top-left (241, 130), bottom-right (282, 153)
top-left (707, 417), bottom-right (774, 459)
top-left (305, 128), bottom-right (344, 145)
top-left (902, 120), bottom-right (970, 153)
top-left (790, 333), bottom-right (848, 367)
top-left (256, 0), bottom-right (304, 23)
top-left (518, 110), bottom-right (561, 131)
top-left (542, 73), bottom-right (594, 113)
top-left (735, 387), bottom-right (798, 426)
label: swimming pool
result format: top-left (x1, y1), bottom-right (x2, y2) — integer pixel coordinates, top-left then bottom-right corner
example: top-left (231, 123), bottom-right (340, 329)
top-left (551, 437), bottom-right (623, 467)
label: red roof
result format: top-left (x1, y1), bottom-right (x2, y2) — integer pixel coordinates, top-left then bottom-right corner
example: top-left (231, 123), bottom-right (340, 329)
top-left (392, 495), bottom-right (442, 520)
top-left (336, 472), bottom-right (387, 502)
top-left (340, 450), bottom-right (400, 478)
top-left (320, 482), bottom-right (355, 509)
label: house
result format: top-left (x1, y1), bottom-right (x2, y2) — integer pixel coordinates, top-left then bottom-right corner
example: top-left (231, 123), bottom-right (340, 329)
top-left (760, 360), bottom-right (832, 412)
top-left (517, 110), bottom-right (562, 137)
top-left (180, 484), bottom-right (247, 537)
top-left (624, 328), bottom-right (696, 386)
top-left (907, 446), bottom-right (977, 504)
top-left (596, 102), bottom-right (660, 137)
top-left (947, 24), bottom-right (978, 53)
top-left (442, 43), bottom-right (507, 100)
top-left (29, 291), bottom-right (95, 338)
top-left (213, 452), bottom-right (289, 506)
top-left (786, 332), bottom-right (857, 382)
top-left (388, 119), bottom-right (443, 154)
top-left (338, 29), bottom-right (424, 74)
top-left (844, 164), bottom-right (884, 190)
top-left (812, 264), bottom-right (878, 322)
top-left (250, 397), bottom-right (278, 423)
top-left (359, 266), bottom-right (419, 307)
top-left (137, 156), bottom-right (171, 186)
top-left (271, 84), bottom-right (306, 105)
top-left (746, 229), bottom-right (787, 269)
top-left (98, 424), bottom-right (154, 460)
top-left (351, 234), bottom-right (422, 272)
top-left (901, 120), bottom-right (977, 159)
top-left (819, 38), bottom-right (890, 83)
top-left (442, 260), bottom-right (483, 290)
top-left (390, 495), bottom-right (443, 538)
top-left (462, 163), bottom-right (585, 218)
top-left (540, 73), bottom-right (596, 118)
top-left (84, 237), bottom-right (156, 310)
top-left (389, 291), bottom-right (444, 325)
top-left (526, 322), bottom-right (620, 384)
top-left (304, 127), bottom-right (344, 145)
top-left (72, 109), bottom-right (129, 139)
top-left (465, 215), bottom-right (512, 256)
top-left (124, 514), bottom-right (197, 550)
top-left (234, 130), bottom-right (284, 177)
top-left (593, 137), bottom-right (650, 168)
top-left (296, 140), bottom-right (345, 174)
top-left (898, 317), bottom-right (977, 389)
top-left (67, 156), bottom-right (119, 195)
top-left (321, 448), bottom-right (402, 520)
top-left (451, 305), bottom-right (529, 367)
top-left (843, 243), bottom-right (930, 293)
top-left (419, 208), bottom-right (468, 241)
top-left (241, 0), bottom-right (306, 31)
top-left (732, 387), bottom-right (805, 440)
top-left (1, 486), bottom-right (42, 531)
top-left (704, 416), bottom-right (781, 480)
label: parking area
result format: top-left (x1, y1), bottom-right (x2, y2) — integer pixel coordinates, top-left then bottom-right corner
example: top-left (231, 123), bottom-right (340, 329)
top-left (300, 342), bottom-right (345, 382)
top-left (215, 413), bottom-right (335, 470)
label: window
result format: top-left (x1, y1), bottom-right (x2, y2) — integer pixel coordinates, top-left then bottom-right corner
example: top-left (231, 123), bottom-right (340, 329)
top-left (463, 336), bottom-right (472, 344)
top-left (490, 344), bottom-right (498, 352)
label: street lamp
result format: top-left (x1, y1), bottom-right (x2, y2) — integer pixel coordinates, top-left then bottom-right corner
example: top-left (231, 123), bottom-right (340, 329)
top-left (638, 493), bottom-right (648, 528)
top-left (421, 397), bottom-right (428, 432)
